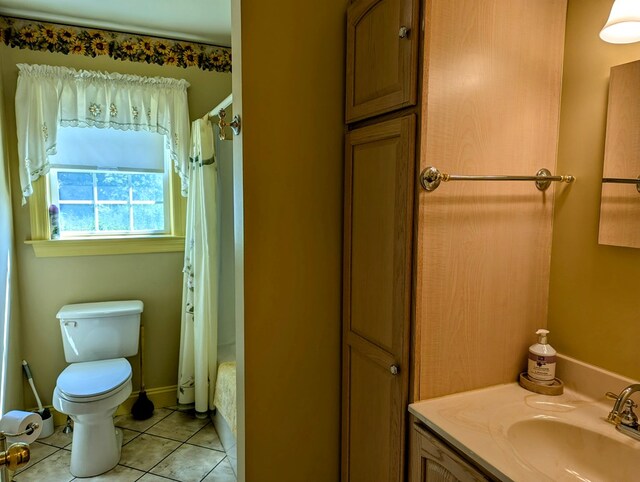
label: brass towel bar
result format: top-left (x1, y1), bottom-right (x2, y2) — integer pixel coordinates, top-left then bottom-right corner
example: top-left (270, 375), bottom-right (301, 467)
top-left (602, 176), bottom-right (640, 193)
top-left (420, 166), bottom-right (575, 192)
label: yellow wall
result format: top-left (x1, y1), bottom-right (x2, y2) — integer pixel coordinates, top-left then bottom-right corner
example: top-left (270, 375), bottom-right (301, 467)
top-left (240, 0), bottom-right (346, 479)
top-left (0, 49), bottom-right (23, 413)
top-left (549, 0), bottom-right (640, 379)
top-left (0, 44), bottom-right (231, 407)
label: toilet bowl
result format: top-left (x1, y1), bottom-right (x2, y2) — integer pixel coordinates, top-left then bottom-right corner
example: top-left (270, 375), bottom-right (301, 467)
top-left (53, 300), bottom-right (142, 478)
top-left (53, 358), bottom-right (133, 477)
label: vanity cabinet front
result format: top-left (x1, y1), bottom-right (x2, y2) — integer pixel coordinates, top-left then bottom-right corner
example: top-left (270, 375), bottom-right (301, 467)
top-left (342, 115), bottom-right (416, 482)
top-left (410, 423), bottom-right (491, 482)
top-left (345, 0), bottom-right (420, 123)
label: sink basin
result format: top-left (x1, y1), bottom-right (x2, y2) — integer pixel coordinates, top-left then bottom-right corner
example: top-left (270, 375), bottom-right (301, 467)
top-left (507, 418), bottom-right (640, 481)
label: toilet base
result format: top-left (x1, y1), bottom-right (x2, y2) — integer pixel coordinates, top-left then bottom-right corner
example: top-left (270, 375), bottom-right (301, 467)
top-left (53, 372), bottom-right (132, 477)
top-left (68, 409), bottom-right (123, 477)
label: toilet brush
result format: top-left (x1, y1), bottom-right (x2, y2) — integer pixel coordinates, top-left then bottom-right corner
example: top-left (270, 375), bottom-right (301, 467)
top-left (131, 326), bottom-right (154, 420)
top-left (22, 360), bottom-right (54, 438)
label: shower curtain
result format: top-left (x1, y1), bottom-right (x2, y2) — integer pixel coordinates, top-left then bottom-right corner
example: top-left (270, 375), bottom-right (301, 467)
top-left (177, 117), bottom-right (219, 415)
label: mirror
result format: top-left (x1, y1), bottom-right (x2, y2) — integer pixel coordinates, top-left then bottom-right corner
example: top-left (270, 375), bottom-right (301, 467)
top-left (598, 59), bottom-right (640, 248)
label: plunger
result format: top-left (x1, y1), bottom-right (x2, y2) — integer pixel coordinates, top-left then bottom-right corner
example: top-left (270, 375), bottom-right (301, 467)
top-left (131, 326), bottom-right (154, 420)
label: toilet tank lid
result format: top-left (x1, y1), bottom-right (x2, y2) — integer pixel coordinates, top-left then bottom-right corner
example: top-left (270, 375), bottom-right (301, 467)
top-left (56, 300), bottom-right (144, 319)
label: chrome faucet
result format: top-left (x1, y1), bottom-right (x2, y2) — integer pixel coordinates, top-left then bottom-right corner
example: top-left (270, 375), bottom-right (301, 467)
top-left (606, 384), bottom-right (640, 441)
top-left (607, 384), bottom-right (640, 424)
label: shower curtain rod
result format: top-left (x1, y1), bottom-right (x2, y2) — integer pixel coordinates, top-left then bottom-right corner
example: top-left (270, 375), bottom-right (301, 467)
top-left (207, 93), bottom-right (239, 141)
top-left (208, 93), bottom-right (233, 118)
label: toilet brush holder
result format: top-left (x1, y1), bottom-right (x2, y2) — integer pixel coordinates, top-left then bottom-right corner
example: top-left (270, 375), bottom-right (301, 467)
top-left (37, 410), bottom-right (54, 439)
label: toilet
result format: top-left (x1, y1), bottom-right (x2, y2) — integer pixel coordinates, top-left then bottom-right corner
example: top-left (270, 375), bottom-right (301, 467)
top-left (52, 300), bottom-right (143, 477)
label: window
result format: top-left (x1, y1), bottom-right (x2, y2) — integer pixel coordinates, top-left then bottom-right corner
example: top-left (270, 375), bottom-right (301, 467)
top-left (51, 169), bottom-right (168, 236)
top-left (15, 64), bottom-right (190, 257)
top-left (48, 126), bottom-right (170, 238)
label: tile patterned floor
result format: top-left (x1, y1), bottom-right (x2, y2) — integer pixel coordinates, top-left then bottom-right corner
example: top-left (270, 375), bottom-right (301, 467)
top-left (12, 408), bottom-right (236, 482)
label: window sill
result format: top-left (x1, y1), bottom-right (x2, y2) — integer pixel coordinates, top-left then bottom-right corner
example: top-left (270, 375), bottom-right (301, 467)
top-left (25, 235), bottom-right (185, 258)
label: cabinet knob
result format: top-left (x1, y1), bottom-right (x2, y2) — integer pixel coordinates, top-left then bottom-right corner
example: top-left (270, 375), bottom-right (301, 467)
top-left (399, 26), bottom-right (410, 39)
top-left (390, 365), bottom-right (399, 375)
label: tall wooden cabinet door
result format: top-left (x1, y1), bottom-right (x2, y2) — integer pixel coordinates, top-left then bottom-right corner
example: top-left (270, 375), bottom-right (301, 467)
top-left (345, 0), bottom-right (420, 123)
top-left (342, 115), bottom-right (416, 482)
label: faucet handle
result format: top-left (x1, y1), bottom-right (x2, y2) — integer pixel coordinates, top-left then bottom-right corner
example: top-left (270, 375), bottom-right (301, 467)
top-left (620, 399), bottom-right (639, 428)
top-left (606, 391), bottom-right (619, 401)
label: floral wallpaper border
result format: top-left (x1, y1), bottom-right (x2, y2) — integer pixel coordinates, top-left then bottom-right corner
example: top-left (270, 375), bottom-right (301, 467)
top-left (0, 16), bottom-right (231, 73)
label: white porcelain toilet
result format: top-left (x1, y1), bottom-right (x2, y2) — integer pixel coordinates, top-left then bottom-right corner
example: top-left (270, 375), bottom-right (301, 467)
top-left (52, 300), bottom-right (143, 477)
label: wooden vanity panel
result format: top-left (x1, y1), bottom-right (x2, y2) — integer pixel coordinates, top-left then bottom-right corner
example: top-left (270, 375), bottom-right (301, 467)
top-left (599, 60), bottom-right (640, 249)
top-left (414, 0), bottom-right (567, 399)
top-left (410, 422), bottom-right (491, 482)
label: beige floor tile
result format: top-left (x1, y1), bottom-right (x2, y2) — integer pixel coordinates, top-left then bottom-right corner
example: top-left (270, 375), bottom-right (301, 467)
top-left (120, 428), bottom-right (140, 446)
top-left (150, 444), bottom-right (225, 482)
top-left (202, 457), bottom-right (237, 482)
top-left (118, 433), bottom-right (180, 472)
top-left (186, 423), bottom-right (224, 451)
top-left (13, 449), bottom-right (73, 482)
top-left (114, 408), bottom-right (174, 433)
top-left (137, 474), bottom-right (175, 481)
top-left (14, 441), bottom-right (58, 474)
top-left (39, 424), bottom-right (73, 448)
top-left (74, 464), bottom-right (146, 481)
top-left (146, 410), bottom-right (209, 442)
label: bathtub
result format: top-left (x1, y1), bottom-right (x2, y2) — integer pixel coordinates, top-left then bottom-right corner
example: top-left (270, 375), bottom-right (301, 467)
top-left (213, 342), bottom-right (236, 473)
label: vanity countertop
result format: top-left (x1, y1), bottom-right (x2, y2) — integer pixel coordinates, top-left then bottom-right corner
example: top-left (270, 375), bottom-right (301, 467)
top-left (409, 382), bottom-right (640, 482)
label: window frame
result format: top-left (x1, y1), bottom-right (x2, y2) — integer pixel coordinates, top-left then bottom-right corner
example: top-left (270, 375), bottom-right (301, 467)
top-left (26, 166), bottom-right (186, 258)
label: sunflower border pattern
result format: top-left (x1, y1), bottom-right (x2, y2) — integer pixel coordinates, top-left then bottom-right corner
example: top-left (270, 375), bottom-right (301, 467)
top-left (0, 16), bottom-right (231, 73)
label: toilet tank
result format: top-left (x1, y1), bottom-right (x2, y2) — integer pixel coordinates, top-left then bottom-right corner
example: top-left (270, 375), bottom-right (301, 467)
top-left (56, 300), bottom-right (143, 363)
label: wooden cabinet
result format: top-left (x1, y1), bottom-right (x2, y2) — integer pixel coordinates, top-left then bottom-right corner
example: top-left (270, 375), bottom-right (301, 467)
top-left (341, 115), bottom-right (416, 482)
top-left (342, 0), bottom-right (566, 480)
top-left (345, 0), bottom-right (420, 123)
top-left (410, 423), bottom-right (491, 482)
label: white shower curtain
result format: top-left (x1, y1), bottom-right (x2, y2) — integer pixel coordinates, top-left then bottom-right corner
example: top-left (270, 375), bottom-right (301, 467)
top-left (177, 117), bottom-right (219, 415)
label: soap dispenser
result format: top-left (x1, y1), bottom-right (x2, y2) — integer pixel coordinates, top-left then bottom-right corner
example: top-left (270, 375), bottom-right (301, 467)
top-left (527, 329), bottom-right (556, 385)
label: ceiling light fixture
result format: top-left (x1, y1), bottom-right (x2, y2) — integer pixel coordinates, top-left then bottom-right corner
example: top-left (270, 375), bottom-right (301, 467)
top-left (600, 0), bottom-right (640, 44)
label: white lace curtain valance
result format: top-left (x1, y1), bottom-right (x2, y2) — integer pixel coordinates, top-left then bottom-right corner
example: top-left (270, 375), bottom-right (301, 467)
top-left (15, 64), bottom-right (191, 203)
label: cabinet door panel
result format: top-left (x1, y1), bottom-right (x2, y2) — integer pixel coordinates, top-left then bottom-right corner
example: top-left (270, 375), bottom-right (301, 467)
top-left (411, 423), bottom-right (490, 482)
top-left (346, 0), bottom-right (419, 122)
top-left (342, 115), bottom-right (415, 482)
top-left (347, 346), bottom-right (402, 482)
top-left (346, 117), bottom-right (414, 356)
top-left (350, 136), bottom-right (399, 352)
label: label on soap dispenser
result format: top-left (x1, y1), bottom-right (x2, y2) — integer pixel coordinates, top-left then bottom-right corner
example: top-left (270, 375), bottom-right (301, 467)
top-left (528, 353), bottom-right (556, 383)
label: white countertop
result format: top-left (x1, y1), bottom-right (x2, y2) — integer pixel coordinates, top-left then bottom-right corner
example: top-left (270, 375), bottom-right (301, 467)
top-left (409, 382), bottom-right (640, 481)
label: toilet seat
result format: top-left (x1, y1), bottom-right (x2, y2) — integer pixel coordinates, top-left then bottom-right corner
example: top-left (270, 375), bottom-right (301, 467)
top-left (57, 358), bottom-right (132, 403)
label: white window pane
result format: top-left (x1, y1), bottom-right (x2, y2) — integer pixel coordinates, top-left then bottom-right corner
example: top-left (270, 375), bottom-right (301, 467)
top-left (132, 173), bottom-right (164, 202)
top-left (58, 172), bottom-right (93, 201)
top-left (97, 205), bottom-right (130, 231)
top-left (97, 173), bottom-right (129, 201)
top-left (60, 204), bottom-right (94, 232)
top-left (133, 204), bottom-right (165, 231)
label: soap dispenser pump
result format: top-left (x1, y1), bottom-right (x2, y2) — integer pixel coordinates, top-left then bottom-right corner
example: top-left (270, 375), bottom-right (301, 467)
top-left (527, 329), bottom-right (556, 385)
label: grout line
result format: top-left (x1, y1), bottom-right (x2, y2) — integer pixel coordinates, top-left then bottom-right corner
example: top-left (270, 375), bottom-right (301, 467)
top-left (24, 408), bottom-right (236, 482)
top-left (145, 440), bottom-right (187, 477)
top-left (183, 440), bottom-right (226, 454)
top-left (14, 446), bottom-right (63, 476)
top-left (198, 455), bottom-right (227, 482)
